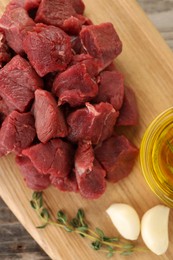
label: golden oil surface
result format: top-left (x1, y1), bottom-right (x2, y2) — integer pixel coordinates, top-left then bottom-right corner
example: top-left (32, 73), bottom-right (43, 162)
top-left (152, 123), bottom-right (173, 189)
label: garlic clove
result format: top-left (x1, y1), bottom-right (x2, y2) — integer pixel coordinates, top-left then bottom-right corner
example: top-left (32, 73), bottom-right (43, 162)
top-left (141, 205), bottom-right (170, 255)
top-left (106, 203), bottom-right (140, 240)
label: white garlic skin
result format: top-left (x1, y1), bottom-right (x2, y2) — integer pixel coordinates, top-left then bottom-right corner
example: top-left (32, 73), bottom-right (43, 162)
top-left (141, 205), bottom-right (170, 255)
top-left (106, 203), bottom-right (140, 240)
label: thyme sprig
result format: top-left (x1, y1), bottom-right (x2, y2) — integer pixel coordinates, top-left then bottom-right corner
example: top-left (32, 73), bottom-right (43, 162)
top-left (30, 192), bottom-right (147, 257)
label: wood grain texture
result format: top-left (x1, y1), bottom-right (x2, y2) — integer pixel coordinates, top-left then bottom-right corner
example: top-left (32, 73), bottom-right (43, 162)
top-left (138, 0), bottom-right (173, 13)
top-left (138, 0), bottom-right (173, 50)
top-left (0, 0), bottom-right (173, 259)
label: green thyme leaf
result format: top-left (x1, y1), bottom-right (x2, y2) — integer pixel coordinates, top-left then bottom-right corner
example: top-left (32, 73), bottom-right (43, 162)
top-left (37, 223), bottom-right (48, 229)
top-left (123, 243), bottom-right (134, 250)
top-left (70, 218), bottom-right (80, 228)
top-left (95, 227), bottom-right (104, 239)
top-left (91, 240), bottom-right (102, 250)
top-left (32, 192), bottom-right (43, 208)
top-left (103, 236), bottom-right (119, 242)
top-left (77, 209), bottom-right (87, 227)
top-left (64, 226), bottom-right (73, 232)
top-left (120, 250), bottom-right (133, 256)
top-left (77, 226), bottom-right (88, 232)
top-left (40, 208), bottom-right (50, 221)
top-left (107, 251), bottom-right (114, 258)
top-left (106, 245), bottom-right (114, 257)
top-left (57, 210), bottom-right (67, 224)
top-left (32, 191), bottom-right (42, 201)
top-left (77, 209), bottom-right (85, 219)
top-left (30, 200), bottom-right (37, 210)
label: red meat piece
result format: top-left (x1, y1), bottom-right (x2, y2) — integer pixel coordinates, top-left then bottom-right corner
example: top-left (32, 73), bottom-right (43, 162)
top-left (50, 171), bottom-right (78, 192)
top-left (35, 0), bottom-right (85, 35)
top-left (80, 23), bottom-right (122, 70)
top-left (5, 0), bottom-right (41, 11)
top-left (71, 0), bottom-right (85, 14)
top-left (16, 155), bottom-right (50, 191)
top-left (35, 0), bottom-right (76, 29)
top-left (0, 7), bottom-right (35, 54)
top-left (67, 102), bottom-right (119, 144)
top-left (75, 14), bottom-right (93, 25)
top-left (71, 36), bottom-right (82, 54)
top-left (0, 97), bottom-right (10, 117)
top-left (75, 142), bottom-right (106, 199)
top-left (5, 0), bottom-right (41, 18)
top-left (0, 32), bottom-right (11, 68)
top-left (23, 23), bottom-right (72, 77)
top-left (4, 0), bottom-right (25, 11)
top-left (34, 89), bottom-right (68, 143)
top-left (22, 139), bottom-right (74, 177)
top-left (0, 55), bottom-right (43, 112)
top-left (105, 62), bottom-right (117, 71)
top-left (0, 111), bottom-right (36, 156)
top-left (95, 71), bottom-right (124, 111)
top-left (116, 86), bottom-right (139, 126)
top-left (53, 63), bottom-right (98, 107)
top-left (63, 16), bottom-right (82, 35)
top-left (71, 54), bottom-right (101, 77)
top-left (95, 135), bottom-right (138, 183)
top-left (24, 0), bottom-right (41, 11)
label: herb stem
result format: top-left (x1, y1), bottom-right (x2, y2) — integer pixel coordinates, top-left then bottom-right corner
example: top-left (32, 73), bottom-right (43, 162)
top-left (30, 192), bottom-right (148, 257)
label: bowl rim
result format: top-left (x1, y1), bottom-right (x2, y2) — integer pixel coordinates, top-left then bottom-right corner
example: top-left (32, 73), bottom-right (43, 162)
top-left (140, 107), bottom-right (173, 208)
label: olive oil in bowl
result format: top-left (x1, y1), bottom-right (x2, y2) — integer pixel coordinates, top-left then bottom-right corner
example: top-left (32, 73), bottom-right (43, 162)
top-left (140, 108), bottom-right (173, 207)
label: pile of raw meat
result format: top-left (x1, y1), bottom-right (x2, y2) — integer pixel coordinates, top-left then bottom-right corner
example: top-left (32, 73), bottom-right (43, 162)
top-left (0, 0), bottom-right (139, 199)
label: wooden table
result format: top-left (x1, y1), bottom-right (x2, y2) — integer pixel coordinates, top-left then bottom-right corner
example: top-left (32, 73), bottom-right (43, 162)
top-left (0, 0), bottom-right (173, 259)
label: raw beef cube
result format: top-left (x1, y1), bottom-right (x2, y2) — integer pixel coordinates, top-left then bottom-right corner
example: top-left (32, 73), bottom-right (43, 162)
top-left (75, 14), bottom-right (93, 26)
top-left (80, 23), bottom-right (122, 69)
top-left (105, 62), bottom-right (117, 71)
top-left (75, 141), bottom-right (94, 176)
top-left (95, 71), bottom-right (124, 111)
top-left (63, 13), bottom-right (92, 35)
top-left (34, 89), bottom-right (68, 143)
top-left (0, 32), bottom-right (11, 68)
top-left (4, 0), bottom-right (25, 11)
top-left (0, 96), bottom-right (10, 125)
top-left (0, 55), bottom-right (43, 112)
top-left (50, 171), bottom-right (78, 192)
top-left (6, 0), bottom-right (41, 17)
top-left (0, 97), bottom-right (10, 117)
top-left (22, 139), bottom-right (74, 177)
top-left (116, 86), bottom-right (139, 126)
top-left (23, 23), bottom-right (72, 77)
top-left (63, 16), bottom-right (82, 35)
top-left (53, 63), bottom-right (98, 107)
top-left (67, 102), bottom-right (119, 144)
top-left (5, 0), bottom-right (41, 12)
top-left (0, 7), bottom-right (35, 54)
top-left (95, 135), bottom-right (138, 183)
top-left (35, 0), bottom-right (76, 29)
top-left (71, 0), bottom-right (85, 14)
top-left (24, 0), bottom-right (41, 11)
top-left (71, 54), bottom-right (101, 77)
top-left (0, 111), bottom-right (36, 156)
top-left (16, 155), bottom-right (50, 191)
top-left (75, 141), bottom-right (106, 199)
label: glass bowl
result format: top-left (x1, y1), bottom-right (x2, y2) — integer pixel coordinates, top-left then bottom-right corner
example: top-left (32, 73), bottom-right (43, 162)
top-left (140, 108), bottom-right (173, 207)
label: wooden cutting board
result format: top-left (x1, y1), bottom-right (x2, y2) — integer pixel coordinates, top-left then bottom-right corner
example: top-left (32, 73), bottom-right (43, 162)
top-left (0, 0), bottom-right (173, 259)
